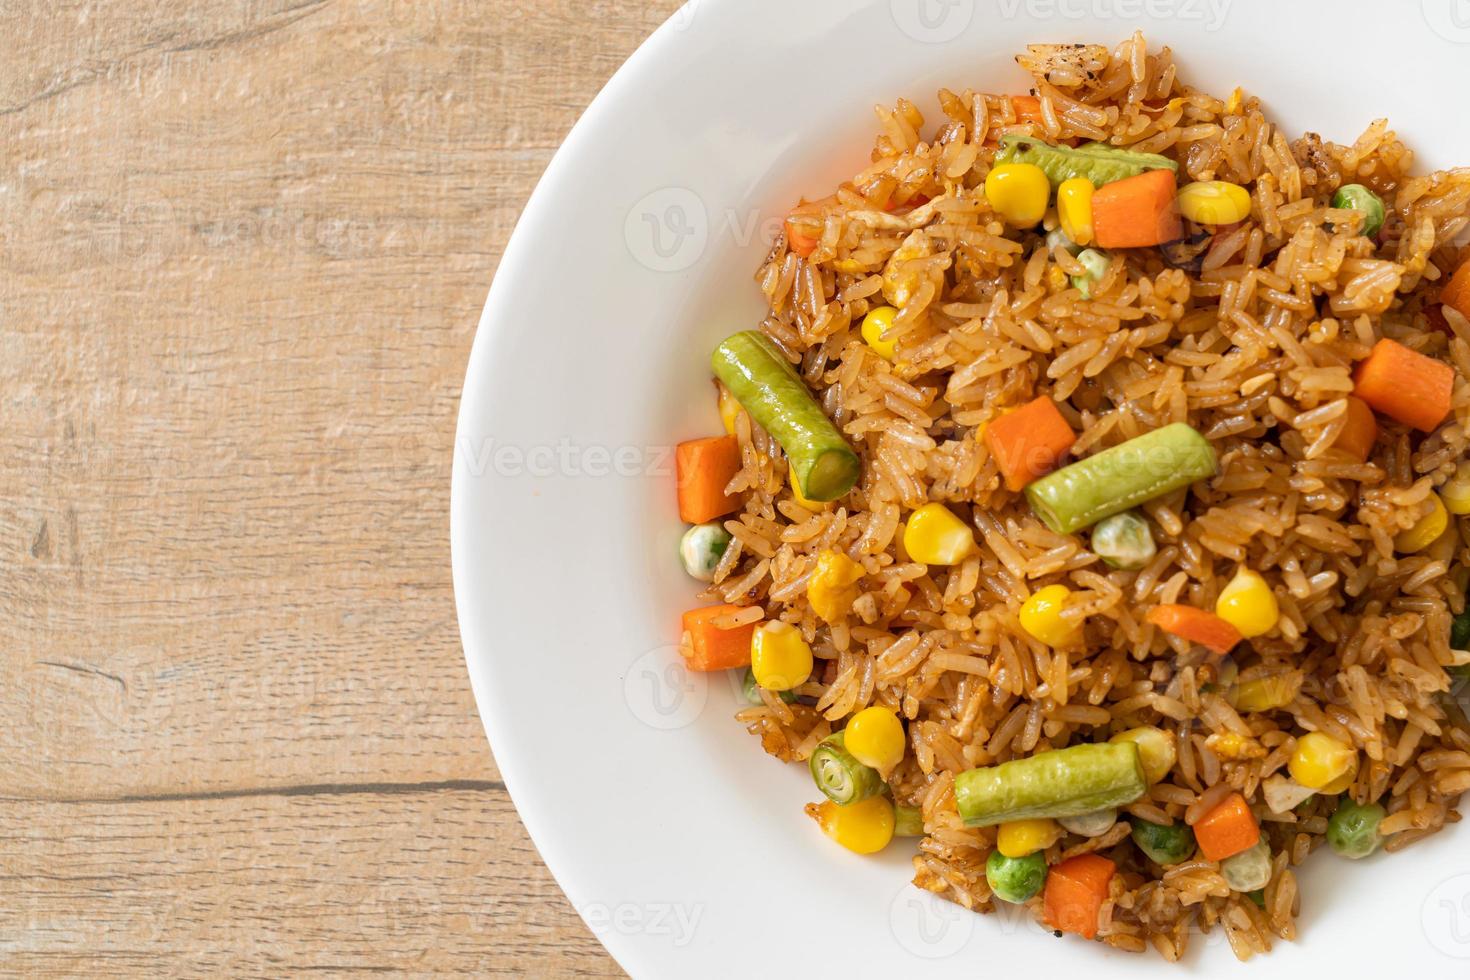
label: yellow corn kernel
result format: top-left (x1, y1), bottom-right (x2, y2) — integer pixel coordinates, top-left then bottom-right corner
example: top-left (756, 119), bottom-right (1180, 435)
top-left (1206, 731), bottom-right (1267, 761)
top-left (903, 503), bottom-right (976, 566)
top-left (1319, 764), bottom-right (1357, 796)
top-left (1288, 732), bottom-right (1357, 791)
top-left (1110, 726), bottom-right (1177, 785)
top-left (750, 621), bottom-right (814, 692)
top-left (1232, 672), bottom-right (1299, 713)
top-left (1177, 180), bottom-right (1252, 226)
top-left (1056, 177), bottom-right (1095, 246)
top-left (1395, 493), bottom-right (1449, 554)
top-left (808, 550), bottom-right (865, 623)
top-left (1443, 462), bottom-right (1470, 516)
top-left (861, 305), bottom-right (900, 361)
top-left (997, 818), bottom-right (1062, 858)
top-left (1214, 568), bottom-right (1280, 639)
top-left (844, 706), bottom-right (906, 771)
top-left (1047, 265), bottom-right (1069, 290)
top-left (717, 382), bottom-right (742, 436)
top-left (984, 163), bottom-right (1051, 227)
top-left (808, 796), bottom-right (895, 855)
top-left (1018, 584), bottom-right (1079, 647)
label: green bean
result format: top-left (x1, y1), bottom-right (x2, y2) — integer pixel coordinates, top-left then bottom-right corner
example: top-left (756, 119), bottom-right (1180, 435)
top-left (894, 804), bottom-right (926, 838)
top-left (1326, 799), bottom-right (1386, 859)
top-left (809, 732), bottom-right (884, 806)
top-left (954, 742), bottom-right (1147, 827)
top-left (1129, 817), bottom-right (1196, 866)
top-left (711, 332), bottom-right (860, 502)
top-left (1090, 511), bottom-right (1156, 570)
top-left (1025, 424), bottom-right (1217, 534)
top-left (1332, 184), bottom-right (1386, 239)
top-left (996, 135), bottom-right (1177, 189)
top-left (1071, 248), bottom-right (1111, 300)
top-left (985, 850), bottom-right (1048, 904)
top-left (741, 667), bottom-right (796, 706)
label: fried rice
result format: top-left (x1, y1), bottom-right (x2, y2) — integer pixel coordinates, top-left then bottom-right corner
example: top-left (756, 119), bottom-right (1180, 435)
top-left (689, 33), bottom-right (1470, 961)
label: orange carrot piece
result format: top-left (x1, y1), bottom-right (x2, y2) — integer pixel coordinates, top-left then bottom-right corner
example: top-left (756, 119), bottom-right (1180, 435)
top-left (784, 198), bottom-right (832, 258)
top-left (1441, 259), bottom-right (1470, 322)
top-left (1044, 853), bottom-right (1116, 940)
top-left (681, 605), bottom-right (756, 672)
top-left (1333, 396), bottom-right (1378, 462)
top-left (1091, 169), bottom-right (1182, 249)
top-left (1009, 95), bottom-right (1046, 125)
top-left (983, 396), bottom-right (1077, 491)
top-left (676, 436), bottom-right (742, 524)
top-left (1146, 605), bottom-right (1242, 656)
top-left (1194, 792), bottom-right (1261, 862)
top-left (1353, 337), bottom-right (1455, 433)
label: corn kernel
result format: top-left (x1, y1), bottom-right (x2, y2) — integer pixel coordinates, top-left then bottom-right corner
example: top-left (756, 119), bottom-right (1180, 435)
top-left (1442, 462), bottom-right (1470, 516)
top-left (861, 306), bottom-right (900, 361)
top-left (1215, 568), bottom-right (1280, 639)
top-left (717, 382), bottom-right (742, 436)
top-left (1395, 493), bottom-right (1449, 553)
top-left (1206, 731), bottom-right (1267, 761)
top-left (808, 796), bottom-right (895, 854)
top-left (1111, 726), bottom-right (1177, 785)
top-left (808, 550), bottom-right (865, 623)
top-left (1057, 177), bottom-right (1095, 246)
top-left (985, 163), bottom-right (1051, 227)
top-left (1288, 732), bottom-right (1357, 791)
top-left (1232, 672), bottom-right (1299, 713)
top-left (1177, 181), bottom-right (1252, 226)
top-left (903, 503), bottom-right (976, 566)
top-left (750, 621), bottom-right (814, 692)
top-left (844, 706), bottom-right (906, 770)
top-left (997, 818), bottom-right (1062, 858)
top-left (1018, 584), bottom-right (1079, 647)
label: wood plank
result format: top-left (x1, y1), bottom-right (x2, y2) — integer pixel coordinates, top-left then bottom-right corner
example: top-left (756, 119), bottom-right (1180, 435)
top-left (0, 787), bottom-right (623, 976)
top-left (1, 0), bottom-right (684, 972)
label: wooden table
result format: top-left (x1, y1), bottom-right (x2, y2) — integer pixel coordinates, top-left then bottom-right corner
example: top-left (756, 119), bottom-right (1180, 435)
top-left (2, 1), bottom-right (680, 973)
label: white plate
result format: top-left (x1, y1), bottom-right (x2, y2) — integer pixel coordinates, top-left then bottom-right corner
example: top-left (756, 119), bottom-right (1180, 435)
top-left (453, 1), bottom-right (1470, 974)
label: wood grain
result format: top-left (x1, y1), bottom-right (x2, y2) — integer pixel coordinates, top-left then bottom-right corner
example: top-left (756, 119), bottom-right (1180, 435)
top-left (1, 0), bottom-right (680, 972)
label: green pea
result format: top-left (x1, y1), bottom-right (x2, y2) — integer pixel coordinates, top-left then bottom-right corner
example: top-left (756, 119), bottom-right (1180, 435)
top-left (1090, 511), bottom-right (1156, 570)
top-left (1070, 248), bottom-right (1112, 300)
top-left (1246, 889), bottom-right (1266, 909)
top-left (1331, 184), bottom-right (1385, 239)
top-left (1326, 799), bottom-right (1386, 859)
top-left (1451, 609), bottom-right (1470, 652)
top-left (985, 850), bottom-right (1048, 904)
top-left (1130, 817), bottom-right (1196, 866)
